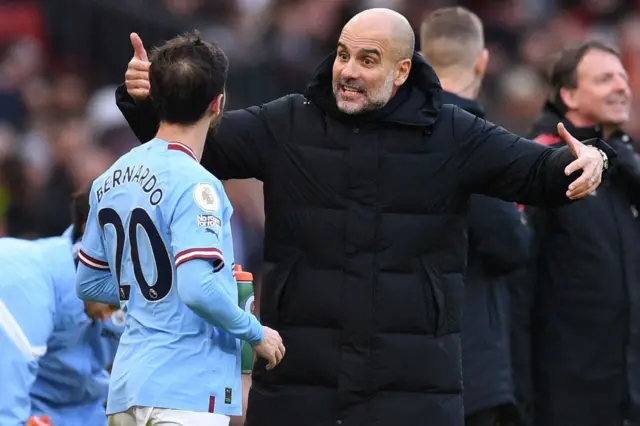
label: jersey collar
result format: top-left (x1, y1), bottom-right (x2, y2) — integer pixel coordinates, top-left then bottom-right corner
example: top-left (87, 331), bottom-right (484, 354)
top-left (168, 141), bottom-right (197, 161)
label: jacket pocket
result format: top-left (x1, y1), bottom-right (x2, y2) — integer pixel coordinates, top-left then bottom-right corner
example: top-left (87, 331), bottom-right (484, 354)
top-left (420, 257), bottom-right (446, 336)
top-left (260, 252), bottom-right (302, 327)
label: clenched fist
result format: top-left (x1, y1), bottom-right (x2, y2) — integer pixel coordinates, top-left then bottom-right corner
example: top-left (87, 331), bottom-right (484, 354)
top-left (125, 32), bottom-right (151, 101)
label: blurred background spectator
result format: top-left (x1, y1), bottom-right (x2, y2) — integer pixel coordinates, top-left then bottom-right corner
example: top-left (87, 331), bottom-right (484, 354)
top-left (1, 0), bottom-right (639, 283)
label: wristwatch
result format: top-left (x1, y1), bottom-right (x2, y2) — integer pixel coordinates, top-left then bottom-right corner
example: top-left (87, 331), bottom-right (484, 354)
top-left (598, 148), bottom-right (609, 171)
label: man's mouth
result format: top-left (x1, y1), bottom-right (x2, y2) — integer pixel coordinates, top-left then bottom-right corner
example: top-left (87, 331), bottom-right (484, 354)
top-left (606, 97), bottom-right (629, 107)
top-left (339, 84), bottom-right (365, 99)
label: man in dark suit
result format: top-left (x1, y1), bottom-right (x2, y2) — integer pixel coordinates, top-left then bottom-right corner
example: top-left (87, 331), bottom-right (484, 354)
top-left (524, 41), bottom-right (640, 426)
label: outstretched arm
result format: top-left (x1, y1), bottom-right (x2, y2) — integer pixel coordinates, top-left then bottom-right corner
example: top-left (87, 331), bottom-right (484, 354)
top-left (453, 106), bottom-right (612, 206)
top-left (115, 33), bottom-right (283, 181)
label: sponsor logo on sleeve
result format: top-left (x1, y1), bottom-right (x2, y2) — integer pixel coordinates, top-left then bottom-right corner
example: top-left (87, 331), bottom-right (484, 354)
top-left (198, 214), bottom-right (222, 238)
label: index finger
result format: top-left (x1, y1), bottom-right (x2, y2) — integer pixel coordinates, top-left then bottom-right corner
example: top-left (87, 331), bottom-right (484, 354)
top-left (564, 156), bottom-right (589, 177)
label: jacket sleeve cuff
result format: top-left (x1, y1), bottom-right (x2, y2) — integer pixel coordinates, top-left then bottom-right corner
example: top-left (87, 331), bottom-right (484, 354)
top-left (582, 138), bottom-right (617, 174)
top-left (115, 83), bottom-right (158, 143)
top-left (115, 83), bottom-right (135, 105)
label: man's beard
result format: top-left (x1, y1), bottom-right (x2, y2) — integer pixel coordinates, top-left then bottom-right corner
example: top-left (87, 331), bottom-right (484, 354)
top-left (333, 70), bottom-right (395, 115)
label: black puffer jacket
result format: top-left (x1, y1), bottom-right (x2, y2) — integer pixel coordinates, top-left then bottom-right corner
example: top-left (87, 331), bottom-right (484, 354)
top-left (442, 92), bottom-right (530, 417)
top-left (116, 53), bottom-right (609, 426)
top-left (519, 103), bottom-right (640, 426)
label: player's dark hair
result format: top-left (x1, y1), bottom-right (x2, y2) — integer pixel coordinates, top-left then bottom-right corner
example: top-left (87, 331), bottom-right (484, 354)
top-left (71, 186), bottom-right (90, 242)
top-left (548, 40), bottom-right (621, 115)
top-left (148, 31), bottom-right (229, 125)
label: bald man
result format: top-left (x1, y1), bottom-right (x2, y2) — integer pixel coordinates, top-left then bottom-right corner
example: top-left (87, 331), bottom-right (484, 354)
top-left (115, 9), bottom-right (611, 426)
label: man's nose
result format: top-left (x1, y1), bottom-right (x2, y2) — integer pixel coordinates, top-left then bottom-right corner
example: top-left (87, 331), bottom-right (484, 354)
top-left (613, 75), bottom-right (631, 94)
top-left (341, 60), bottom-right (360, 80)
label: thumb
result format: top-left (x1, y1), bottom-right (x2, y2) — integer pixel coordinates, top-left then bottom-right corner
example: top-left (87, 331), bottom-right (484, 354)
top-left (100, 306), bottom-right (115, 322)
top-left (130, 32), bottom-right (148, 61)
top-left (558, 122), bottom-right (580, 158)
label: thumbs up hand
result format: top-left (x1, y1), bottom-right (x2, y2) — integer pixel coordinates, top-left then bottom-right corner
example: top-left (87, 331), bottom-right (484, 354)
top-left (125, 32), bottom-right (150, 100)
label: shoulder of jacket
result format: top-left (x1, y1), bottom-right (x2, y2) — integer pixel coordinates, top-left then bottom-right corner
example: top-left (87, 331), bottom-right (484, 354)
top-left (262, 94), bottom-right (304, 110)
top-left (429, 103), bottom-right (457, 129)
top-left (439, 103), bottom-right (458, 116)
top-left (432, 104), bottom-right (477, 132)
top-left (439, 103), bottom-right (476, 121)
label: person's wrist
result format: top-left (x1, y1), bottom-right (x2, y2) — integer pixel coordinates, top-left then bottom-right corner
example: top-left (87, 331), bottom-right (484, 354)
top-left (249, 317), bottom-right (264, 345)
top-left (597, 148), bottom-right (609, 171)
top-left (587, 138), bottom-right (616, 170)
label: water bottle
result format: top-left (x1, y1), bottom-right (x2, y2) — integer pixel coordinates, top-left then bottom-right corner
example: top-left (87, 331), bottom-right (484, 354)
top-left (234, 264), bottom-right (256, 373)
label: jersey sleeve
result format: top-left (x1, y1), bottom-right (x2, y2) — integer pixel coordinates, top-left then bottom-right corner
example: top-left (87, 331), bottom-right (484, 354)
top-left (77, 187), bottom-right (109, 271)
top-left (171, 178), bottom-right (263, 343)
top-left (0, 280), bottom-right (53, 424)
top-left (171, 180), bottom-right (227, 270)
top-left (75, 187), bottom-right (119, 305)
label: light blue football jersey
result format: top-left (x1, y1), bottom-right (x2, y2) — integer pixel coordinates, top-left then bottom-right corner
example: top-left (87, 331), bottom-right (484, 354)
top-left (0, 227), bottom-right (122, 426)
top-left (0, 238), bottom-right (54, 425)
top-left (76, 138), bottom-right (262, 416)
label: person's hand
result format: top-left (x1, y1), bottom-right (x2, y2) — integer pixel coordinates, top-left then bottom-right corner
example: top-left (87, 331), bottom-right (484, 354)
top-left (27, 415), bottom-right (53, 425)
top-left (125, 32), bottom-right (150, 100)
top-left (559, 122), bottom-right (604, 199)
top-left (253, 326), bottom-right (286, 370)
top-left (84, 301), bottom-right (118, 322)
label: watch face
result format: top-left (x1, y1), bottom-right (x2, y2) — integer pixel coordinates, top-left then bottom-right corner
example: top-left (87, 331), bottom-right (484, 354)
top-left (598, 149), bottom-right (608, 169)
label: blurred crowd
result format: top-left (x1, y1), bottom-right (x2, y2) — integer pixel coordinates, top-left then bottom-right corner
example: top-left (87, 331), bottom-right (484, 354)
top-left (1, 0), bottom-right (640, 275)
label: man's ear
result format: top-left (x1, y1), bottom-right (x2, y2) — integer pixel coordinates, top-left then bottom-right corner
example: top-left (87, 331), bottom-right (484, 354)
top-left (474, 48), bottom-right (489, 78)
top-left (210, 93), bottom-right (225, 116)
top-left (395, 59), bottom-right (412, 87)
top-left (560, 87), bottom-right (578, 111)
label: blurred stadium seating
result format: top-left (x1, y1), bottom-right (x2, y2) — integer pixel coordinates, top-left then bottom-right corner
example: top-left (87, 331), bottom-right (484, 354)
top-left (1, 0), bottom-right (639, 288)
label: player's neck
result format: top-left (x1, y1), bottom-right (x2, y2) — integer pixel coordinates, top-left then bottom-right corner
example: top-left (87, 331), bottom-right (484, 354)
top-left (437, 71), bottom-right (480, 100)
top-left (156, 122), bottom-right (208, 161)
